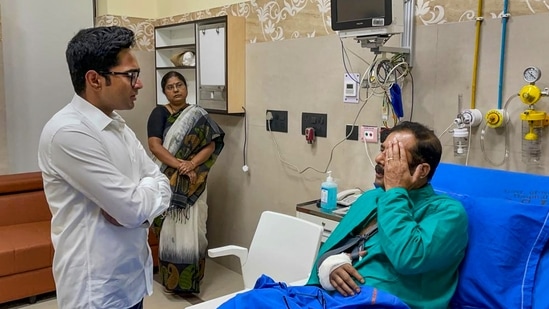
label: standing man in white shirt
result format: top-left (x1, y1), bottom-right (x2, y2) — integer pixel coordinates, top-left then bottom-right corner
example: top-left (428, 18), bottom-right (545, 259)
top-left (38, 26), bottom-right (171, 309)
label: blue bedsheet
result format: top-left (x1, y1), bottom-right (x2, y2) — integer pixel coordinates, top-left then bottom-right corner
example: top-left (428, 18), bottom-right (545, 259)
top-left (218, 275), bottom-right (410, 309)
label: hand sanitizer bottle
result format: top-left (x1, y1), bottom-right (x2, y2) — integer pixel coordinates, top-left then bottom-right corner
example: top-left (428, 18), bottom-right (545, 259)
top-left (320, 171), bottom-right (338, 211)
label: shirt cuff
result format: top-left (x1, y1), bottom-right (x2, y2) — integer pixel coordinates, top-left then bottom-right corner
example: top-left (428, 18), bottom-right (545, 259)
top-left (139, 176), bottom-right (159, 190)
top-left (318, 253), bottom-right (352, 291)
top-left (140, 176), bottom-right (166, 226)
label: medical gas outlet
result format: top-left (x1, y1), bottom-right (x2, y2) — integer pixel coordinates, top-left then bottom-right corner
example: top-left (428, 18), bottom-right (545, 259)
top-left (485, 109), bottom-right (508, 128)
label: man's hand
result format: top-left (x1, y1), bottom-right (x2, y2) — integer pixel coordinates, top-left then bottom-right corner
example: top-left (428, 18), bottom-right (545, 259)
top-left (383, 138), bottom-right (422, 191)
top-left (329, 263), bottom-right (365, 296)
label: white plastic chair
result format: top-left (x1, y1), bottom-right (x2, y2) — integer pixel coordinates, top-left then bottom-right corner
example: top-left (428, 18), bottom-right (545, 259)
top-left (208, 210), bottom-right (324, 289)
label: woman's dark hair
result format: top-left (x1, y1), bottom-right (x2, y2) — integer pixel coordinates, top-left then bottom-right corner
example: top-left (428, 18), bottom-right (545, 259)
top-left (161, 71), bottom-right (187, 94)
top-left (387, 121), bottom-right (442, 180)
top-left (65, 26), bottom-right (135, 94)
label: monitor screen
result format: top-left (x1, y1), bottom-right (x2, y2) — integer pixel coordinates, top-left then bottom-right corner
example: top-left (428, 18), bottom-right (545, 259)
top-left (331, 0), bottom-right (392, 31)
top-left (337, 0), bottom-right (385, 23)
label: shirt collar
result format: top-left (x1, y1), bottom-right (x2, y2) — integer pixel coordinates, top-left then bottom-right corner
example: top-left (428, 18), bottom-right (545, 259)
top-left (70, 94), bottom-right (125, 131)
top-left (408, 183), bottom-right (435, 201)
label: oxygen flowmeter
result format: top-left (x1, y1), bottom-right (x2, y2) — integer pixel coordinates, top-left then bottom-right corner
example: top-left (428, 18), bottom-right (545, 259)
top-left (518, 66), bottom-right (549, 165)
top-left (453, 106), bottom-right (482, 158)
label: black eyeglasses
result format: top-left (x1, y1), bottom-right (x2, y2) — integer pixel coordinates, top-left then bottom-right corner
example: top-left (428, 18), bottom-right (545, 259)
top-left (99, 70), bottom-right (140, 87)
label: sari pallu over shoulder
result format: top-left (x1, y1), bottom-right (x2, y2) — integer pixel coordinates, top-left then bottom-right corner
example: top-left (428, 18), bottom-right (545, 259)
top-left (153, 105), bottom-right (224, 210)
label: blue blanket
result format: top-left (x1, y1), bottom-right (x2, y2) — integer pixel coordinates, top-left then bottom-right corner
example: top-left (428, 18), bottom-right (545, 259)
top-left (218, 275), bottom-right (410, 309)
top-left (432, 163), bottom-right (549, 309)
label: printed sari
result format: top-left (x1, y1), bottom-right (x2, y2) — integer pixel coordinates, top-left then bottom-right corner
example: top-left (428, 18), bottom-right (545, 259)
top-left (152, 105), bottom-right (224, 294)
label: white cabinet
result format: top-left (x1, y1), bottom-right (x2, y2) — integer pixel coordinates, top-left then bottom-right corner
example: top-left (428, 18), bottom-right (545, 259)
top-left (296, 202), bottom-right (343, 243)
top-left (154, 15), bottom-right (245, 114)
top-left (296, 212), bottom-right (339, 243)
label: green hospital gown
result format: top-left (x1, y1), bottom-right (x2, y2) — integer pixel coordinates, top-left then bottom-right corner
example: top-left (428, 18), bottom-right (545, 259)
top-left (307, 185), bottom-right (469, 309)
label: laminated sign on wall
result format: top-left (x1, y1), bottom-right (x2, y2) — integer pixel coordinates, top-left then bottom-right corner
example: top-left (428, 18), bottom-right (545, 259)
top-left (198, 23), bottom-right (227, 111)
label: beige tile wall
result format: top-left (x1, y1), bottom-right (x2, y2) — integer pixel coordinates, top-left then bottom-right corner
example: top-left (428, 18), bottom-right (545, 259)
top-left (2, 1), bottom-right (549, 274)
top-left (116, 50), bottom-right (156, 156)
top-left (207, 12), bottom-right (549, 272)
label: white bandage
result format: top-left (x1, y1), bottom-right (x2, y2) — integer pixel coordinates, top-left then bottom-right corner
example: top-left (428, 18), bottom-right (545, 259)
top-left (318, 253), bottom-right (352, 290)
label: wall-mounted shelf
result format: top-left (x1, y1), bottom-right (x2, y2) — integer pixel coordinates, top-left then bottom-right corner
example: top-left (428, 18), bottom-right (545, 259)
top-left (154, 15), bottom-right (246, 114)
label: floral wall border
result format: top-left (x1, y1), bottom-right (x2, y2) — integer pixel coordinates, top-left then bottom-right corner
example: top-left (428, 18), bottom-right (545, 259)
top-left (95, 0), bottom-right (549, 51)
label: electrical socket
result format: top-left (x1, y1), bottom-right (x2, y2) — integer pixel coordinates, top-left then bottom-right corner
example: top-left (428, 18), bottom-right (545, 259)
top-left (359, 125), bottom-right (379, 143)
top-left (345, 124), bottom-right (359, 141)
top-left (266, 110), bottom-right (288, 133)
top-left (302, 112), bottom-right (327, 138)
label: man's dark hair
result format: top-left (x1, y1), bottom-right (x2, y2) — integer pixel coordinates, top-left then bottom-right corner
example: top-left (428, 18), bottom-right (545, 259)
top-left (161, 71), bottom-right (188, 94)
top-left (66, 26), bottom-right (135, 94)
top-left (386, 121), bottom-right (442, 180)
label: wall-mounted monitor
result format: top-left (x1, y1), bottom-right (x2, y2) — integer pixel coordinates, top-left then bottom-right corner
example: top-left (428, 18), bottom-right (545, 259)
top-left (331, 0), bottom-right (404, 38)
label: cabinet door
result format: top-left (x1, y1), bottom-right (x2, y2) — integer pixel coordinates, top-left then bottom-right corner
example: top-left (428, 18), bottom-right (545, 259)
top-left (197, 22), bottom-right (227, 111)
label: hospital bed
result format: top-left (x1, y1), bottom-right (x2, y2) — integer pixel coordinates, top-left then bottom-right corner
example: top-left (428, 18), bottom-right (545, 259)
top-left (191, 163), bottom-right (549, 308)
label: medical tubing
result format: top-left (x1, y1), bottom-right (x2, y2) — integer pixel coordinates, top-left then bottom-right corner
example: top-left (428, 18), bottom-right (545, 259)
top-left (438, 122), bottom-right (455, 139)
top-left (470, 0), bottom-right (484, 109)
top-left (497, 0), bottom-right (510, 110)
top-left (480, 122), bottom-right (509, 166)
top-left (363, 137), bottom-right (375, 168)
top-left (465, 123), bottom-right (472, 166)
top-left (366, 55), bottom-right (408, 90)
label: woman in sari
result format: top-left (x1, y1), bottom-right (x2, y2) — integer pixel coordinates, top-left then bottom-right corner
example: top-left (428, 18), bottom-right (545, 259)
top-left (146, 71), bottom-right (224, 295)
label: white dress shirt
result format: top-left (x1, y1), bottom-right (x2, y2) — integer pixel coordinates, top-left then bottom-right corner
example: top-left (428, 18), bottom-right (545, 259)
top-left (38, 94), bottom-right (171, 309)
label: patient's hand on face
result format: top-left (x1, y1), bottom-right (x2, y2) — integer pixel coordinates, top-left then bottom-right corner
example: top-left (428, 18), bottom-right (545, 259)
top-left (329, 255), bottom-right (365, 297)
top-left (383, 138), bottom-right (424, 191)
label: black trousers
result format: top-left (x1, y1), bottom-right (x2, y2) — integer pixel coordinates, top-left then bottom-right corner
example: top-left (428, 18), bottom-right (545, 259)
top-left (128, 299), bottom-right (143, 309)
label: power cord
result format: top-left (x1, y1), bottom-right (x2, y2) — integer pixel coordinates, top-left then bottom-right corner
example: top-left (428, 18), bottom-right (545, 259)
top-left (266, 111), bottom-right (306, 173)
top-left (266, 91), bottom-right (376, 175)
top-left (241, 106), bottom-right (249, 172)
top-left (339, 37), bottom-right (360, 84)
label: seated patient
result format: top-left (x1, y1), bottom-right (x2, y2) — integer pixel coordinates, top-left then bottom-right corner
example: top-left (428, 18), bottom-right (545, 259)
top-left (307, 121), bottom-right (469, 309)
